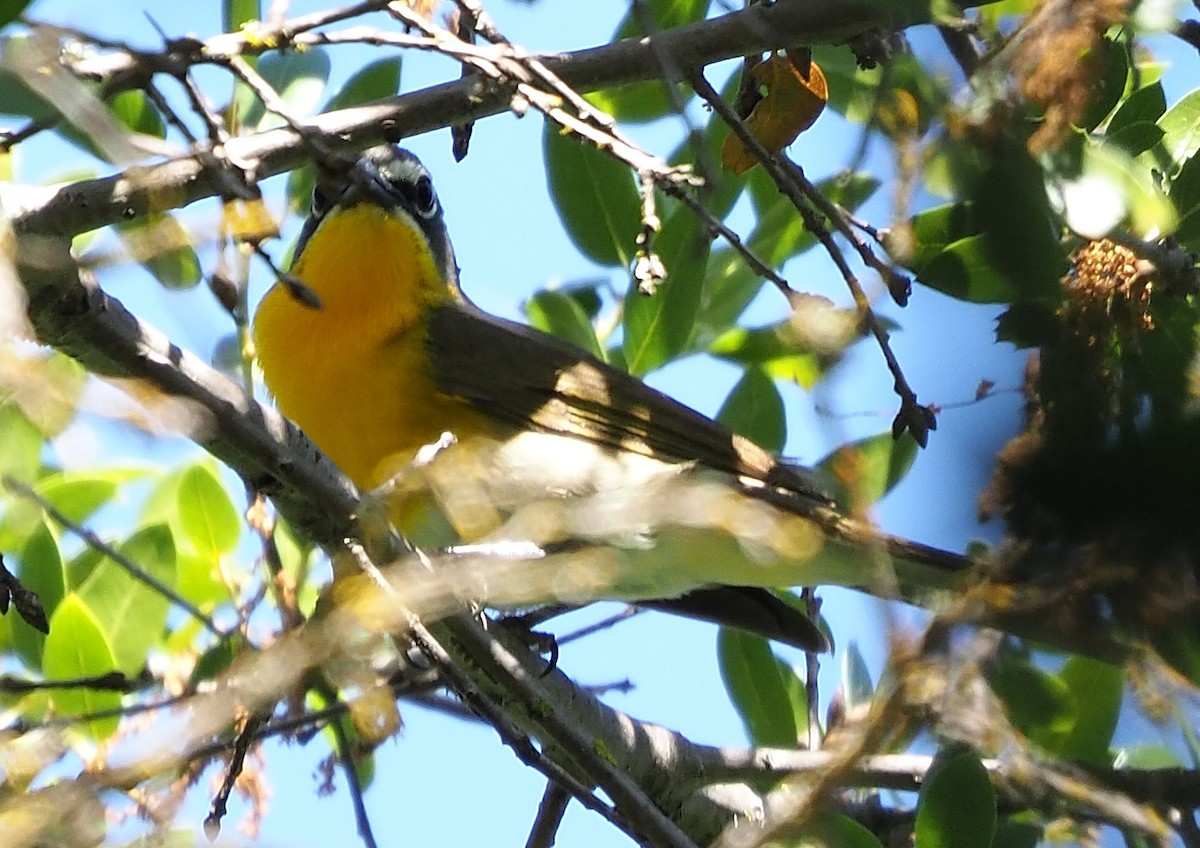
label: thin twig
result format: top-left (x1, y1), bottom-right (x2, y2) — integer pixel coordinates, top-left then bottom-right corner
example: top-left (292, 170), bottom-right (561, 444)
top-left (689, 69), bottom-right (935, 446)
top-left (204, 711), bottom-right (269, 841)
top-left (3, 477), bottom-right (224, 637)
top-left (526, 781), bottom-right (571, 848)
top-left (326, 697), bottom-right (380, 848)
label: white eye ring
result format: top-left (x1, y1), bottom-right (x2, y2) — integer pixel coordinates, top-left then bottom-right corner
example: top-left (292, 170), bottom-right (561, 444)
top-left (413, 174), bottom-right (438, 218)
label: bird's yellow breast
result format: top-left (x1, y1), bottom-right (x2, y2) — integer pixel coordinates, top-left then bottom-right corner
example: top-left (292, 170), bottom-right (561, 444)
top-left (253, 204), bottom-right (497, 491)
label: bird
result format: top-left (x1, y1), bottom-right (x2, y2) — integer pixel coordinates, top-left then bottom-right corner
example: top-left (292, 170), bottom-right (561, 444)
top-left (252, 145), bottom-right (967, 653)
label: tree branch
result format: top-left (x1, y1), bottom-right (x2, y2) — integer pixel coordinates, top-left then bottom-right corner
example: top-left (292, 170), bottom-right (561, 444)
top-left (12, 0), bottom-right (1001, 241)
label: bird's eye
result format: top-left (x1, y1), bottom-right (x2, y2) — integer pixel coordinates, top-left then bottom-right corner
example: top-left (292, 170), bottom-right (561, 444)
top-left (311, 186), bottom-right (331, 217)
top-left (412, 174), bottom-right (437, 218)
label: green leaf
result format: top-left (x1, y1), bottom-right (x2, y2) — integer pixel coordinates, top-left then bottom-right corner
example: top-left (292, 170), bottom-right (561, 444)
top-left (994, 301), bottom-right (1059, 349)
top-left (800, 811), bottom-right (886, 848)
top-left (240, 48), bottom-right (331, 130)
top-left (717, 628), bottom-right (798, 747)
top-left (912, 234), bottom-right (1021, 303)
top-left (970, 155), bottom-right (1066, 300)
top-left (1060, 139), bottom-right (1177, 239)
top-left (990, 819), bottom-right (1042, 848)
top-left (841, 641), bottom-right (873, 711)
top-left (329, 57), bottom-right (402, 110)
top-left (108, 90), bottom-right (165, 139)
top-left (0, 0), bottom-right (34, 29)
top-left (595, 0), bottom-right (710, 122)
top-left (76, 524), bottom-right (176, 675)
top-left (988, 646), bottom-right (1073, 740)
top-left (585, 81), bottom-right (683, 125)
top-left (591, 0), bottom-right (709, 125)
top-left (1158, 87), bottom-right (1200, 169)
top-left (615, 0), bottom-right (710, 37)
top-left (811, 43), bottom-right (881, 124)
top-left (707, 322), bottom-right (825, 388)
top-left (190, 638), bottom-right (239, 686)
top-left (622, 204), bottom-right (709, 375)
top-left (543, 122), bottom-right (640, 267)
top-left (895, 201), bottom-right (978, 270)
top-left (1113, 744), bottom-right (1182, 769)
top-left (1049, 656), bottom-right (1122, 766)
top-left (43, 595), bottom-right (120, 739)
top-left (1079, 38), bottom-right (1128, 131)
top-left (524, 290), bottom-right (605, 359)
top-left (0, 402), bottom-right (45, 487)
top-left (1169, 151), bottom-right (1200, 226)
top-left (716, 367), bottom-right (785, 453)
top-left (1104, 121), bottom-right (1165, 158)
top-left (0, 47), bottom-right (57, 121)
top-left (914, 748), bottom-right (996, 848)
top-left (1107, 82), bottom-right (1166, 136)
top-left (698, 173), bottom-right (878, 334)
top-left (116, 213), bottom-right (201, 289)
top-left (817, 431), bottom-right (919, 509)
top-left (1153, 614), bottom-right (1200, 688)
top-left (35, 468), bottom-right (146, 527)
top-left (223, 0), bottom-right (260, 32)
top-left (65, 545), bottom-right (103, 592)
top-left (176, 551), bottom-right (232, 612)
top-left (12, 520), bottom-right (65, 670)
top-left (177, 464), bottom-right (241, 556)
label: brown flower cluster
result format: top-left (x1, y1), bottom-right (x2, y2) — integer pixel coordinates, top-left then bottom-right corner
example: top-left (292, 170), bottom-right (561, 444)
top-left (1012, 0), bottom-right (1131, 155)
top-left (1062, 237), bottom-right (1155, 338)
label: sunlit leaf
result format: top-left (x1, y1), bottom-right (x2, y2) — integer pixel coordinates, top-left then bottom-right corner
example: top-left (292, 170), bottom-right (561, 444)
top-left (708, 322), bottom-right (825, 388)
top-left (988, 647), bottom-right (1073, 741)
top-left (1113, 744), bottom-right (1182, 769)
top-left (817, 431), bottom-right (919, 510)
top-left (0, 403), bottom-right (45, 491)
top-left (43, 594), bottom-right (120, 739)
top-left (35, 468), bottom-right (146, 527)
top-left (11, 520), bottom-right (64, 670)
top-left (177, 464), bottom-right (241, 556)
top-left (76, 524), bottom-right (176, 675)
top-left (990, 819), bottom-right (1042, 848)
top-left (1047, 656), bottom-right (1122, 767)
top-left (1052, 141), bottom-right (1176, 239)
top-left (595, 0), bottom-right (708, 124)
top-left (614, 0), bottom-right (710, 37)
top-left (223, 0), bottom-right (259, 32)
top-left (1158, 87), bottom-right (1200, 168)
top-left (108, 90), bottom-right (165, 139)
top-left (240, 48), bottom-right (331, 130)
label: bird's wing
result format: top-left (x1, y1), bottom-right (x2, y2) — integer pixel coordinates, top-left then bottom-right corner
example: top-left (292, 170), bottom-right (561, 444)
top-left (426, 303), bottom-right (828, 502)
top-left (426, 303), bottom-right (971, 598)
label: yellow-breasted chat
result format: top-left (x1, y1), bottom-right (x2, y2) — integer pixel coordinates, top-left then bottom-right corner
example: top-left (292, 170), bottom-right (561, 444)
top-left (253, 146), bottom-right (966, 652)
